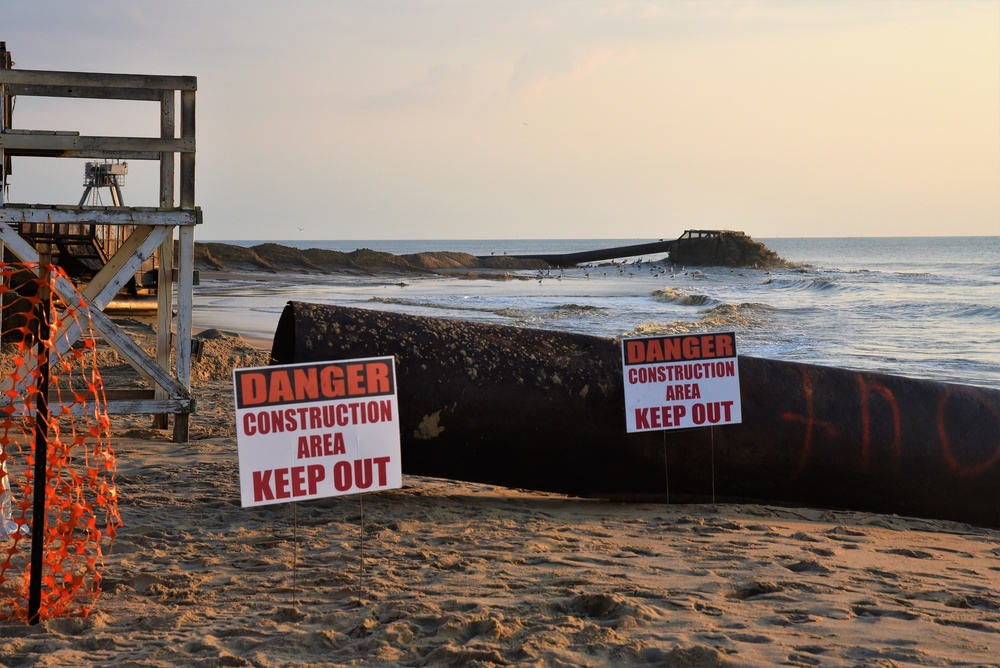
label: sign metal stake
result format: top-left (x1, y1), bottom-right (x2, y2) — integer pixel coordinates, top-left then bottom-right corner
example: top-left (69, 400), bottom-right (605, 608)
top-left (28, 264), bottom-right (52, 625)
top-left (662, 430), bottom-right (669, 504)
top-left (711, 426), bottom-right (717, 509)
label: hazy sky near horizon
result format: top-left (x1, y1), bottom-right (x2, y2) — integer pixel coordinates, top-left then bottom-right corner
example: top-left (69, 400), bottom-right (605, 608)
top-left (3, 1), bottom-right (998, 240)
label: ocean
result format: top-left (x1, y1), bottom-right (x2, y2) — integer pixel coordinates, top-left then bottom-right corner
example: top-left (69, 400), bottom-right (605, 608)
top-left (195, 236), bottom-right (1000, 390)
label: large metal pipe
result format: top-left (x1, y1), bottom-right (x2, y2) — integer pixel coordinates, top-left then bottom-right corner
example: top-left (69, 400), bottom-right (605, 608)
top-left (490, 239), bottom-right (677, 266)
top-left (271, 302), bottom-right (1000, 527)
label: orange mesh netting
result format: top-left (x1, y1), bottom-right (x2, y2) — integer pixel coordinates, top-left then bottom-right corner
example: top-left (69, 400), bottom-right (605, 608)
top-left (0, 263), bottom-right (119, 621)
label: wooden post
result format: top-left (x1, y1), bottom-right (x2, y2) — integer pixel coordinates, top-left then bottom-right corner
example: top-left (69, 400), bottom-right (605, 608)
top-left (173, 225), bottom-right (194, 442)
top-left (153, 89), bottom-right (175, 431)
top-left (171, 88), bottom-right (196, 443)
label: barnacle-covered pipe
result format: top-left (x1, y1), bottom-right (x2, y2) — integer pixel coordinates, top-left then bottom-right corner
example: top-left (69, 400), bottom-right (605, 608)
top-left (271, 302), bottom-right (1000, 528)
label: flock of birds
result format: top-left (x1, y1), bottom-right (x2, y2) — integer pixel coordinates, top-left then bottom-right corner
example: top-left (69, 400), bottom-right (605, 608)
top-left (535, 259), bottom-right (699, 283)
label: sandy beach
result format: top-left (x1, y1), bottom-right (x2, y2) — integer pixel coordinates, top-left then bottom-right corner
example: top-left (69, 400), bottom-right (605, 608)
top-left (2, 274), bottom-right (999, 667)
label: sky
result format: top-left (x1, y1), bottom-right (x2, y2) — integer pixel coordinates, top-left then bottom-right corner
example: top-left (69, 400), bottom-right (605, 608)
top-left (2, 1), bottom-right (998, 240)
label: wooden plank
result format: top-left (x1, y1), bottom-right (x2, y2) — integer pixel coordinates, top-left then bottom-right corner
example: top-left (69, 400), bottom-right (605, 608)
top-left (4, 148), bottom-right (162, 160)
top-left (172, 225), bottom-right (195, 441)
top-left (105, 399), bottom-right (194, 415)
top-left (0, 133), bottom-right (194, 154)
top-left (4, 84), bottom-right (164, 101)
top-left (175, 226), bottom-right (195, 385)
top-left (0, 69), bottom-right (197, 91)
top-left (154, 90), bottom-right (176, 432)
top-left (180, 90), bottom-right (196, 208)
top-left (0, 206), bottom-right (200, 225)
top-left (5, 394), bottom-right (195, 416)
top-left (160, 90), bottom-right (175, 207)
top-left (154, 231), bottom-right (174, 430)
top-left (0, 204), bottom-right (202, 226)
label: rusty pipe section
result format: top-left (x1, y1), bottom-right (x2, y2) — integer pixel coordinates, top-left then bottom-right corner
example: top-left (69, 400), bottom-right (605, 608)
top-left (271, 302), bottom-right (1000, 527)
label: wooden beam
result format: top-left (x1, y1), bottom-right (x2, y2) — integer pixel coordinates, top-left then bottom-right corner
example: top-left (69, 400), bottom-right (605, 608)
top-left (105, 399), bottom-right (195, 415)
top-left (160, 90), bottom-right (176, 207)
top-left (4, 392), bottom-right (195, 416)
top-left (154, 89), bottom-right (176, 432)
top-left (0, 69), bottom-right (197, 91)
top-left (0, 132), bottom-right (194, 154)
top-left (180, 90), bottom-right (196, 208)
top-left (5, 149), bottom-right (163, 160)
top-left (172, 225), bottom-right (195, 442)
top-left (154, 231), bottom-right (174, 430)
top-left (0, 205), bottom-right (200, 225)
top-left (4, 84), bottom-right (164, 101)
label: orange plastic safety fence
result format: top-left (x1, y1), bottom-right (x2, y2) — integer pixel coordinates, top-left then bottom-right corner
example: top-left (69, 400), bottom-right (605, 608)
top-left (0, 264), bottom-right (119, 622)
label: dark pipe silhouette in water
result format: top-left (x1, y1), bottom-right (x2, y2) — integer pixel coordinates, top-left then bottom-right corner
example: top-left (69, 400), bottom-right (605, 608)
top-left (270, 302), bottom-right (1000, 528)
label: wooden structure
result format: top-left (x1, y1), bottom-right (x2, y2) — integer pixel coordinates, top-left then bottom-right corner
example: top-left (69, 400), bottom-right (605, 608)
top-left (0, 42), bottom-right (201, 442)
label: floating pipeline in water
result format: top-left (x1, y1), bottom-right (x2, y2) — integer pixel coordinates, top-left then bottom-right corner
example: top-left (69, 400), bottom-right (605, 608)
top-left (270, 301), bottom-right (1000, 528)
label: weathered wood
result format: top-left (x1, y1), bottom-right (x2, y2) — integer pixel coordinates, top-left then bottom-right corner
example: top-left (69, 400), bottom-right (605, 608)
top-left (153, 232), bottom-right (173, 431)
top-left (0, 132), bottom-right (194, 154)
top-left (105, 399), bottom-right (194, 415)
top-left (0, 221), bottom-right (189, 399)
top-left (2, 392), bottom-right (194, 416)
top-left (180, 90), bottom-right (196, 208)
top-left (0, 205), bottom-right (200, 226)
top-left (4, 84), bottom-right (165, 101)
top-left (1, 57), bottom-right (199, 442)
top-left (160, 90), bottom-right (175, 207)
top-left (171, 89), bottom-right (196, 441)
top-left (172, 226), bottom-right (196, 442)
top-left (0, 69), bottom-right (196, 91)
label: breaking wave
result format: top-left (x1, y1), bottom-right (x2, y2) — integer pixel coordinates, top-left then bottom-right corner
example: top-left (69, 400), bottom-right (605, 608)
top-left (761, 277), bottom-right (845, 292)
top-left (621, 303), bottom-right (766, 339)
top-left (543, 304), bottom-right (610, 319)
top-left (650, 287), bottom-right (716, 306)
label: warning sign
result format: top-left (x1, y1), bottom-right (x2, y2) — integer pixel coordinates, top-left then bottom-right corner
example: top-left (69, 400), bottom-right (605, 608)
top-left (621, 332), bottom-right (742, 433)
top-left (234, 356), bottom-right (402, 507)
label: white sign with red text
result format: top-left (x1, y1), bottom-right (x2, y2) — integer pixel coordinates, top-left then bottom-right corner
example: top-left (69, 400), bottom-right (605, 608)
top-left (622, 332), bottom-right (742, 433)
top-left (234, 356), bottom-right (402, 507)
